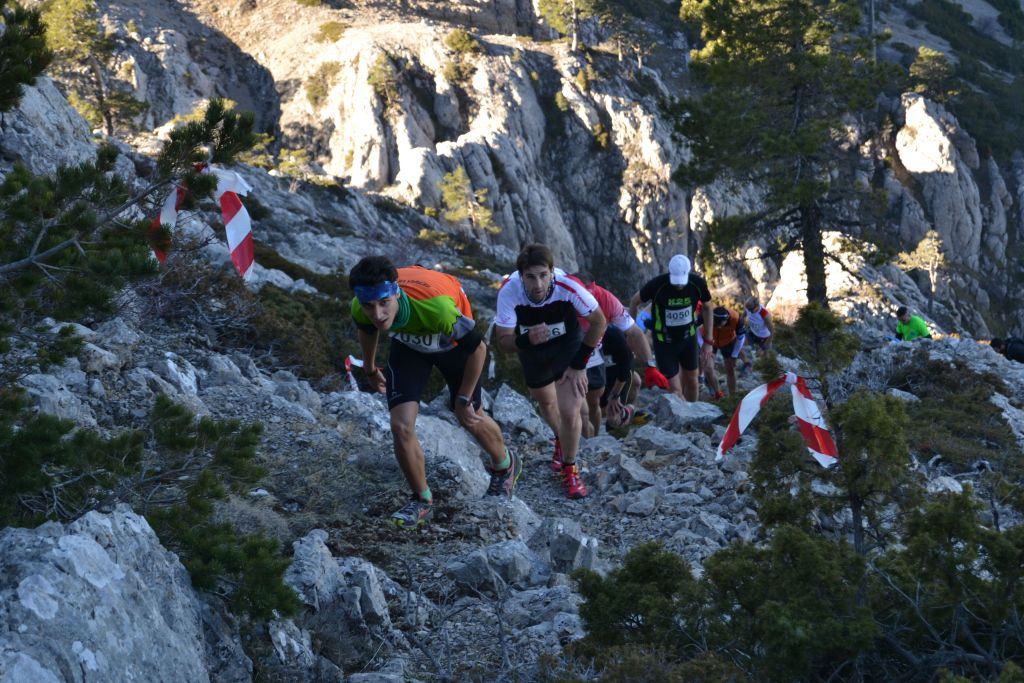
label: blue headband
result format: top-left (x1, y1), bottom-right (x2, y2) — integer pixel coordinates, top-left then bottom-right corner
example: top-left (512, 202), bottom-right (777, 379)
top-left (354, 281), bottom-right (400, 304)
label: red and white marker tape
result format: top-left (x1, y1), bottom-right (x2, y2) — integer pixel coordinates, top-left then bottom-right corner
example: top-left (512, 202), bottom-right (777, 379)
top-left (150, 164), bottom-right (255, 278)
top-left (345, 355), bottom-right (363, 391)
top-left (717, 372), bottom-right (838, 468)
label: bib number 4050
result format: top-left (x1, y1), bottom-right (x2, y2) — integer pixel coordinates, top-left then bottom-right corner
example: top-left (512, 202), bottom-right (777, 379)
top-left (665, 308), bottom-right (693, 326)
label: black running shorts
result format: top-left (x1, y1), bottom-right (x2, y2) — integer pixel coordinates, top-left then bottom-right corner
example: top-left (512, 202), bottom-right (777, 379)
top-left (517, 332), bottom-right (583, 389)
top-left (585, 364), bottom-right (607, 391)
top-left (653, 335), bottom-right (699, 378)
top-left (385, 339), bottom-right (482, 410)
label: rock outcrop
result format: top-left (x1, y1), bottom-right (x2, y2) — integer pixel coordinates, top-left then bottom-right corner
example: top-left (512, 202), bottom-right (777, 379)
top-left (0, 506), bottom-right (250, 683)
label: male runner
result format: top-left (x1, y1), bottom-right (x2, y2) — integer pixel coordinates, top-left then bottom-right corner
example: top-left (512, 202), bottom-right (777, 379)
top-left (567, 276), bottom-right (667, 440)
top-left (350, 256), bottom-right (520, 528)
top-left (743, 296), bottom-right (774, 353)
top-left (698, 306), bottom-right (747, 398)
top-left (894, 306), bottom-right (932, 341)
top-left (629, 254), bottom-right (713, 402)
top-left (493, 245), bottom-right (606, 499)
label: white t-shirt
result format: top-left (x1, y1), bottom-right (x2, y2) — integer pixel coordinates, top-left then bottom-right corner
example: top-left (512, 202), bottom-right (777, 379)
top-left (495, 269), bottom-right (599, 344)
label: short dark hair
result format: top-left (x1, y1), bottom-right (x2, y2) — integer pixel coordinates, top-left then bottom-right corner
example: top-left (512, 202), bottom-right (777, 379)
top-left (516, 244), bottom-right (554, 273)
top-left (896, 306), bottom-right (908, 318)
top-left (991, 338), bottom-right (1005, 351)
top-left (713, 306), bottom-right (730, 324)
top-left (349, 255), bottom-right (398, 289)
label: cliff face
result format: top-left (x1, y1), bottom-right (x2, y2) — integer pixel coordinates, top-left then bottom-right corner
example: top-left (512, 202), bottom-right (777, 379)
top-left (53, 0), bottom-right (1024, 329)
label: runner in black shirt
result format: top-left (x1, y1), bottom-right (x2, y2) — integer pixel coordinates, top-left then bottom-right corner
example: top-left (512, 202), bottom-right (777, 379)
top-left (629, 254), bottom-right (713, 402)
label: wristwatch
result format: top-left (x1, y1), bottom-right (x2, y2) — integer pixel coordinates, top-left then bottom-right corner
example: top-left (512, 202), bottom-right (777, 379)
top-left (456, 394), bottom-right (472, 407)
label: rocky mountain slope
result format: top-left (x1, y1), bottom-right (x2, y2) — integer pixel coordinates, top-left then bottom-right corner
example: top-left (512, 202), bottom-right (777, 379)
top-left (3, 0), bottom-right (1024, 680)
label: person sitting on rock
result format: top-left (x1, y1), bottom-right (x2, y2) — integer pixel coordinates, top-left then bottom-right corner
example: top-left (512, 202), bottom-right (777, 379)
top-left (895, 306), bottom-right (932, 341)
top-left (349, 256), bottom-right (521, 529)
top-left (991, 337), bottom-right (1024, 363)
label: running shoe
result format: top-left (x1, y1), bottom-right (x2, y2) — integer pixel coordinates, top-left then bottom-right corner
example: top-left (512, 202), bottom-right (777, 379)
top-left (549, 437), bottom-right (564, 472)
top-left (713, 390), bottom-right (725, 401)
top-left (486, 448), bottom-right (523, 499)
top-left (561, 462), bottom-right (588, 499)
top-left (630, 408), bottom-right (653, 425)
top-left (391, 496), bottom-right (433, 528)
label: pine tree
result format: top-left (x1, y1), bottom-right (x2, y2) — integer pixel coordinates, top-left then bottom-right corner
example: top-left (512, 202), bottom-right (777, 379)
top-left (898, 228), bottom-right (945, 314)
top-left (0, 0), bottom-right (52, 112)
top-left (674, 0), bottom-right (895, 304)
top-left (909, 46), bottom-right (956, 103)
top-left (438, 165), bottom-right (497, 234)
top-left (0, 99), bottom-right (257, 376)
top-left (41, 0), bottom-right (146, 135)
top-left (538, 0), bottom-right (602, 51)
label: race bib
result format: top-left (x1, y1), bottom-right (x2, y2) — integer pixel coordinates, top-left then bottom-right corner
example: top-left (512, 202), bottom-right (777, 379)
top-left (518, 321), bottom-right (568, 339)
top-left (391, 332), bottom-right (446, 353)
top-left (665, 307), bottom-right (693, 327)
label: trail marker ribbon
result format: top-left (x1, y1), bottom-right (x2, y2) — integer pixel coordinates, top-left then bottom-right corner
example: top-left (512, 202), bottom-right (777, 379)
top-left (345, 355), bottom-right (364, 392)
top-left (717, 372), bottom-right (838, 468)
top-left (150, 164), bottom-right (255, 278)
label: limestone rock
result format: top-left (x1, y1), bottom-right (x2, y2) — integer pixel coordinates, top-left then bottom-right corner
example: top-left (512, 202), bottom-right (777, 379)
top-left (0, 506), bottom-right (246, 683)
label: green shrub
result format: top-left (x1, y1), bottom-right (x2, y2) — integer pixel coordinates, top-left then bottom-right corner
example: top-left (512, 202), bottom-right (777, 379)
top-left (0, 387), bottom-right (143, 526)
top-left (888, 353), bottom-right (1020, 471)
top-left (254, 283), bottom-right (358, 383)
top-left (294, 0), bottom-right (321, 5)
top-left (146, 396), bottom-right (300, 620)
top-left (444, 28), bottom-right (480, 55)
top-left (574, 68), bottom-right (589, 92)
top-left (554, 91), bottom-right (569, 112)
top-left (367, 53), bottom-right (399, 109)
top-left (442, 59), bottom-right (475, 84)
top-left (314, 20), bottom-right (348, 43)
top-left (305, 61), bottom-right (342, 107)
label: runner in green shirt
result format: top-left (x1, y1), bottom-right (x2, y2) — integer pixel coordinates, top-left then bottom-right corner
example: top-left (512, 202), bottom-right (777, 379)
top-left (895, 306), bottom-right (932, 341)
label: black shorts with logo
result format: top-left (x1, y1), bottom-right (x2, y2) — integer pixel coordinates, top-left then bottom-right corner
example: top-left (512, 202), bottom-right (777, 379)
top-left (384, 339), bottom-right (482, 410)
top-left (518, 331), bottom-right (583, 389)
top-left (653, 335), bottom-right (699, 378)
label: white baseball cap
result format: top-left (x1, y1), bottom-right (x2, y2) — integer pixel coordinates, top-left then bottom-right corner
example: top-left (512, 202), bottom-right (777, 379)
top-left (668, 254), bottom-right (691, 285)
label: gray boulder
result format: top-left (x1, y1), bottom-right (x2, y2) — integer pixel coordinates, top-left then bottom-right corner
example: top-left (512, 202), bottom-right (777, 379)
top-left (652, 394), bottom-right (723, 431)
top-left (445, 539), bottom-right (546, 593)
top-left (19, 373), bottom-right (96, 427)
top-left (492, 384), bottom-right (549, 442)
top-left (0, 505), bottom-right (247, 683)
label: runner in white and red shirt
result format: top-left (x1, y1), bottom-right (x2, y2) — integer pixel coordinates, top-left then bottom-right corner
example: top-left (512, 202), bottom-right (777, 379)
top-left (494, 245), bottom-right (606, 499)
top-left (566, 276), bottom-right (668, 439)
top-left (743, 296), bottom-right (774, 352)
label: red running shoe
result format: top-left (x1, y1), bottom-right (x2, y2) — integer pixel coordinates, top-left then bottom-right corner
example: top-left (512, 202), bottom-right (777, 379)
top-left (549, 437), bottom-right (563, 472)
top-left (561, 463), bottom-right (588, 499)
